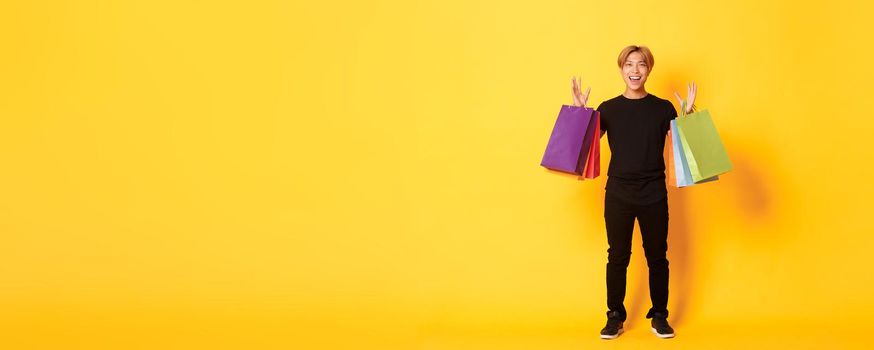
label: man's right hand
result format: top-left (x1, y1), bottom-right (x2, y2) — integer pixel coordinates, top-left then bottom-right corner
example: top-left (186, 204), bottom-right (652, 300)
top-left (571, 77), bottom-right (592, 107)
top-left (571, 76), bottom-right (591, 108)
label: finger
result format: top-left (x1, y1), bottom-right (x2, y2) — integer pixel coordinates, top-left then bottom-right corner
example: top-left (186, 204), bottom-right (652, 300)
top-left (673, 91), bottom-right (682, 103)
top-left (686, 85), bottom-right (692, 105)
top-left (688, 84), bottom-right (696, 112)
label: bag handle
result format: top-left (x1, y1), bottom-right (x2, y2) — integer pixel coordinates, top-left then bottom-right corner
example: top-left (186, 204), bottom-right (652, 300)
top-left (679, 101), bottom-right (698, 118)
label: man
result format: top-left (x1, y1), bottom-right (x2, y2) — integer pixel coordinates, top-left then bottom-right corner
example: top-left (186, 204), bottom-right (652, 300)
top-left (571, 45), bottom-right (697, 339)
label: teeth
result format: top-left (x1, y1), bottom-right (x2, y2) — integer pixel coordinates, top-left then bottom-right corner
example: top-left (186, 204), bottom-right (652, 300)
top-left (630, 76), bottom-right (641, 80)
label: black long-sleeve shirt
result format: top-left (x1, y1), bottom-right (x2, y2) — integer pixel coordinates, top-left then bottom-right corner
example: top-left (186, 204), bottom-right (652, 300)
top-left (597, 93), bottom-right (678, 205)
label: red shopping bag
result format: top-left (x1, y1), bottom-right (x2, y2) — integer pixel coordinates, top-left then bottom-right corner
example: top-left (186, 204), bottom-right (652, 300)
top-left (580, 112), bottom-right (601, 180)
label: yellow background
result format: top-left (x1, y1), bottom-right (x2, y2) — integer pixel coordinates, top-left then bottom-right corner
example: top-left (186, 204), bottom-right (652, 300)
top-left (1, 0), bottom-right (873, 349)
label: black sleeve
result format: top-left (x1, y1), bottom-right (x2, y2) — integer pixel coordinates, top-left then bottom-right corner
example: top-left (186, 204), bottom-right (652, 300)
top-left (665, 101), bottom-right (678, 135)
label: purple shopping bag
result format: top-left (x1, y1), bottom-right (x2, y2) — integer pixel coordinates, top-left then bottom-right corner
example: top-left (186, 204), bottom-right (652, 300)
top-left (540, 105), bottom-right (597, 175)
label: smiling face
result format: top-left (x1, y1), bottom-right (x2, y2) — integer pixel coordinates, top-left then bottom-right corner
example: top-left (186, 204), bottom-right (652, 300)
top-left (621, 51), bottom-right (650, 92)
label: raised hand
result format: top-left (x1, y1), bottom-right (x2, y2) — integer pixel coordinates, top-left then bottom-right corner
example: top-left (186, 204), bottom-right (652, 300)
top-left (673, 82), bottom-right (697, 114)
top-left (571, 76), bottom-right (591, 108)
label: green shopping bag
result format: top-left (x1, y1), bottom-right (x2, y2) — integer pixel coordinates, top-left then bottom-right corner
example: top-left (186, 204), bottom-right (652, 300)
top-left (674, 106), bottom-right (732, 182)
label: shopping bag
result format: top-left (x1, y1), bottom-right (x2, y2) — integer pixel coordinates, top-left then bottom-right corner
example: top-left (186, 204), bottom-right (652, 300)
top-left (674, 109), bottom-right (733, 182)
top-left (671, 119), bottom-right (718, 187)
top-left (541, 105), bottom-right (596, 175)
top-left (666, 129), bottom-right (676, 186)
top-left (581, 111), bottom-right (601, 179)
top-left (672, 119), bottom-right (694, 187)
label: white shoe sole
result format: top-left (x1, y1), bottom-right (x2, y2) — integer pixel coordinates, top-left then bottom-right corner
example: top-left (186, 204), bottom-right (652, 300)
top-left (651, 327), bottom-right (675, 338)
top-left (600, 328), bottom-right (623, 339)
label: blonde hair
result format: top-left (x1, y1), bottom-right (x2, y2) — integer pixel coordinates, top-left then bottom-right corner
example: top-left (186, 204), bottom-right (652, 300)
top-left (617, 45), bottom-right (654, 69)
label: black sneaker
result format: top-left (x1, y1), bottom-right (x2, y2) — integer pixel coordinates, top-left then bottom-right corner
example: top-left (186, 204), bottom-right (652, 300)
top-left (650, 314), bottom-right (675, 338)
top-left (599, 311), bottom-right (624, 340)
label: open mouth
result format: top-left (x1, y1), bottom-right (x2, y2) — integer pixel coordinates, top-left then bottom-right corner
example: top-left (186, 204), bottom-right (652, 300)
top-left (629, 76), bottom-right (642, 82)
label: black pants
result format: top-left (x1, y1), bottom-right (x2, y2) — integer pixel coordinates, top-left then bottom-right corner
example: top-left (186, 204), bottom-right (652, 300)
top-left (604, 193), bottom-right (669, 321)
